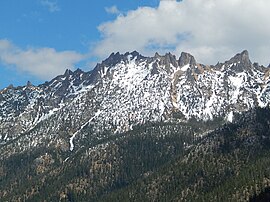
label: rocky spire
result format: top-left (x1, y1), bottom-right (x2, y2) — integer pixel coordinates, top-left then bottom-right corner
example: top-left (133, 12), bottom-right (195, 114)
top-left (64, 69), bottom-right (73, 76)
top-left (178, 52), bottom-right (196, 67)
top-left (74, 68), bottom-right (83, 74)
top-left (154, 52), bottom-right (161, 58)
top-left (164, 52), bottom-right (178, 67)
top-left (124, 51), bottom-right (145, 61)
top-left (7, 84), bottom-right (14, 89)
top-left (228, 50), bottom-right (251, 65)
top-left (226, 50), bottom-right (252, 72)
top-left (26, 81), bottom-right (33, 87)
top-left (101, 52), bottom-right (126, 67)
top-left (154, 52), bottom-right (178, 70)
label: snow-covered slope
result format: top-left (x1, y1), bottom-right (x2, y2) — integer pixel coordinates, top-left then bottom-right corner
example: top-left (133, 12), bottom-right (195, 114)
top-left (0, 50), bottom-right (269, 156)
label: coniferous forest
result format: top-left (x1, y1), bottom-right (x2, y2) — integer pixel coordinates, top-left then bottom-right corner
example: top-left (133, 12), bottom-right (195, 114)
top-left (0, 107), bottom-right (270, 201)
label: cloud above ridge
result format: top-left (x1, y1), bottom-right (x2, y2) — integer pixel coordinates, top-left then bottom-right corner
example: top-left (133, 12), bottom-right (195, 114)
top-left (94, 0), bottom-right (270, 65)
top-left (0, 39), bottom-right (84, 80)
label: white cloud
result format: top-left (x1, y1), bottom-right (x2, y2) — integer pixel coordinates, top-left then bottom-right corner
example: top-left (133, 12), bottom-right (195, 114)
top-left (41, 0), bottom-right (60, 13)
top-left (0, 39), bottom-right (84, 80)
top-left (105, 6), bottom-right (120, 15)
top-left (94, 0), bottom-right (270, 65)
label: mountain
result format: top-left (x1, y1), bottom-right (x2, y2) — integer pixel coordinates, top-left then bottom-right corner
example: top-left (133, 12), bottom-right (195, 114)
top-left (0, 50), bottom-right (270, 201)
top-left (1, 50), bottom-right (270, 152)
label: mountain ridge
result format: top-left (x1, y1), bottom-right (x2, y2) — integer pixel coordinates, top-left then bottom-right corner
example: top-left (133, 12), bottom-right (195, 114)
top-left (0, 49), bottom-right (266, 91)
top-left (1, 50), bottom-right (270, 155)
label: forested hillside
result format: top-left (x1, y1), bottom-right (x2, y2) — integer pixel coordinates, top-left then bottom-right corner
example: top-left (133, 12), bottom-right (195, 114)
top-left (101, 107), bottom-right (270, 202)
top-left (1, 107), bottom-right (270, 201)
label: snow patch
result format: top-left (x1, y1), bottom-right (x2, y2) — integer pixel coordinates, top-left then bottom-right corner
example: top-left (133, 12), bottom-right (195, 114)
top-left (69, 134), bottom-right (76, 151)
top-left (69, 121), bottom-right (89, 151)
top-left (229, 73), bottom-right (245, 103)
top-left (181, 64), bottom-right (190, 71)
top-left (227, 111), bottom-right (234, 122)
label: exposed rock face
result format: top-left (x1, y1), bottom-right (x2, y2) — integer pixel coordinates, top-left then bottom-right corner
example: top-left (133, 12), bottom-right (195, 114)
top-left (178, 52), bottom-right (196, 67)
top-left (225, 50), bottom-right (252, 72)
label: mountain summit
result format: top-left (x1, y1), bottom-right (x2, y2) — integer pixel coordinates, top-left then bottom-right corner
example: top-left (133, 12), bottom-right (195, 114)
top-left (178, 52), bottom-right (196, 66)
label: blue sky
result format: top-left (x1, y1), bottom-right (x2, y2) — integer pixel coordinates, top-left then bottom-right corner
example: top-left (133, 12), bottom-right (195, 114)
top-left (0, 0), bottom-right (159, 88)
top-left (1, 0), bottom-right (270, 89)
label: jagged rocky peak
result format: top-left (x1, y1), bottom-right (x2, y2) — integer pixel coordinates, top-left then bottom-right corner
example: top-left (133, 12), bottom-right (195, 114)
top-left (26, 81), bottom-right (32, 87)
top-left (26, 81), bottom-right (35, 89)
top-left (100, 52), bottom-right (128, 67)
top-left (64, 69), bottom-right (73, 77)
top-left (156, 52), bottom-right (178, 68)
top-left (228, 50), bottom-right (251, 64)
top-left (225, 50), bottom-right (253, 72)
top-left (7, 84), bottom-right (15, 90)
top-left (0, 84), bottom-right (14, 93)
top-left (0, 84), bottom-right (15, 94)
top-left (100, 51), bottom-right (146, 68)
top-left (124, 50), bottom-right (145, 61)
top-left (253, 62), bottom-right (268, 72)
top-left (62, 68), bottom-right (87, 80)
top-left (164, 52), bottom-right (178, 67)
top-left (74, 68), bottom-right (84, 74)
top-left (178, 52), bottom-right (196, 67)
top-left (154, 52), bottom-right (161, 58)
